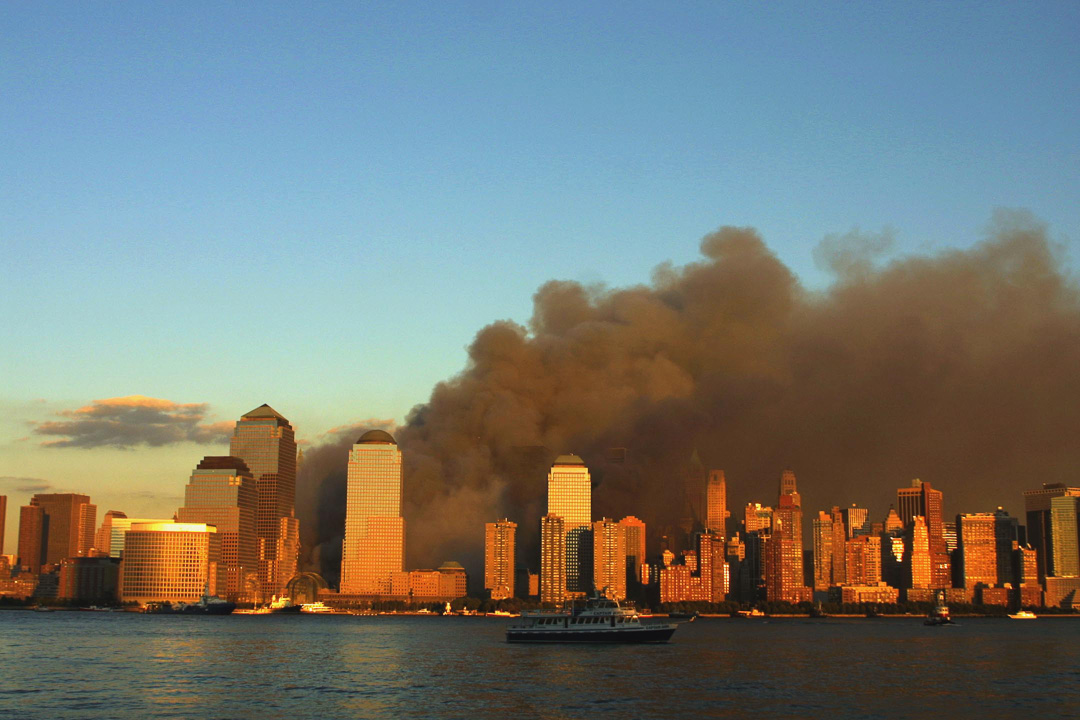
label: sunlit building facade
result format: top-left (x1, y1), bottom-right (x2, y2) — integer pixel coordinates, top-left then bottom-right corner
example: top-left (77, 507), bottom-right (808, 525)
top-left (812, 511), bottom-right (833, 592)
top-left (22, 494), bottom-right (97, 568)
top-left (547, 454), bottom-right (591, 596)
top-left (229, 404), bottom-right (297, 599)
top-left (744, 503), bottom-right (773, 534)
top-left (95, 511), bottom-right (126, 557)
top-left (593, 518), bottom-right (626, 600)
top-left (897, 479), bottom-right (950, 588)
top-left (619, 515), bottom-right (646, 590)
top-left (176, 456), bottom-right (258, 601)
top-left (484, 519), bottom-right (516, 600)
top-left (18, 504), bottom-right (44, 574)
top-left (1050, 496), bottom-right (1080, 578)
top-left (340, 430), bottom-right (404, 595)
top-left (540, 513), bottom-right (565, 604)
top-left (844, 535), bottom-right (882, 586)
top-left (119, 522), bottom-right (224, 604)
top-left (706, 470), bottom-right (728, 534)
top-left (0, 495), bottom-right (6, 556)
top-left (1024, 483), bottom-right (1080, 580)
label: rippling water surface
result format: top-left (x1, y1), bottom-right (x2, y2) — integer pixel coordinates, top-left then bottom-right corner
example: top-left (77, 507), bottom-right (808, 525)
top-left (1, 611), bottom-right (1077, 719)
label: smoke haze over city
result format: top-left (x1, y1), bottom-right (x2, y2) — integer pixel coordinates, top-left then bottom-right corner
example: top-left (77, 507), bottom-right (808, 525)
top-left (297, 211), bottom-right (1080, 580)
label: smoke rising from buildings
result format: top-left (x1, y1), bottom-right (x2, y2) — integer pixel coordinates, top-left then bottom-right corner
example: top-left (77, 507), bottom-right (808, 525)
top-left (299, 211), bottom-right (1080, 583)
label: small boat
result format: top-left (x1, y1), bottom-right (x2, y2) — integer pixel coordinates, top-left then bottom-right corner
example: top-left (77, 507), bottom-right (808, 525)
top-left (735, 608), bottom-right (766, 618)
top-left (925, 593), bottom-right (952, 626)
top-left (300, 601), bottom-right (334, 614)
top-left (506, 594), bottom-right (678, 643)
top-left (1008, 610), bottom-right (1037, 619)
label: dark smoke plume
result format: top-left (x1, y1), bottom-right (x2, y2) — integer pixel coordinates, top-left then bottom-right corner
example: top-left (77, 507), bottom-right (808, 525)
top-left (299, 211), bottom-right (1080, 583)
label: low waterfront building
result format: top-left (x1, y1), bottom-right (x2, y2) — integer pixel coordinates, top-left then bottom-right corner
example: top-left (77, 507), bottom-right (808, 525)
top-left (58, 556), bottom-right (120, 604)
top-left (119, 522), bottom-right (224, 604)
top-left (833, 583), bottom-right (899, 605)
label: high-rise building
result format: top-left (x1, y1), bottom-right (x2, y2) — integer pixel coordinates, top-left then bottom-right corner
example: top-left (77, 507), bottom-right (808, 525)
top-left (844, 535), bottom-right (882, 586)
top-left (540, 514), bottom-right (565, 605)
top-left (107, 516), bottom-right (174, 559)
top-left (1024, 483), bottom-right (1080, 580)
top-left (18, 494), bottom-right (96, 569)
top-left (119, 522), bottom-right (224, 604)
top-left (830, 506), bottom-right (847, 586)
top-left (0, 495), bottom-right (6, 556)
top-left (812, 511), bottom-right (833, 592)
top-left (547, 454), bottom-right (591, 595)
top-left (618, 516), bottom-right (646, 591)
top-left (744, 503), bottom-right (773, 534)
top-left (841, 505), bottom-right (870, 538)
top-left (229, 404), bottom-right (297, 598)
top-left (705, 470), bottom-right (728, 535)
top-left (340, 430), bottom-right (405, 595)
top-left (484, 519), bottom-right (516, 600)
top-left (883, 507), bottom-right (904, 533)
top-left (896, 479), bottom-right (950, 588)
top-left (766, 470), bottom-right (808, 604)
top-left (903, 516), bottom-right (932, 589)
top-left (95, 511), bottom-right (127, 557)
top-left (956, 511), bottom-right (1018, 591)
top-left (593, 518), bottom-right (626, 600)
top-left (1050, 496), bottom-right (1080, 578)
top-left (18, 504), bottom-right (44, 573)
top-left (176, 456), bottom-right (258, 601)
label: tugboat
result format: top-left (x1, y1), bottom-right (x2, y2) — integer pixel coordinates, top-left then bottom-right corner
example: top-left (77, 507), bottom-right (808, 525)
top-left (506, 593), bottom-right (679, 643)
top-left (924, 592), bottom-right (953, 626)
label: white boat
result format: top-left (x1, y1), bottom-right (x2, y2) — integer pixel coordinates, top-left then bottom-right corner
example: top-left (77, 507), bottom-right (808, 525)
top-left (1008, 610), bottom-right (1037, 619)
top-left (300, 601), bottom-right (334, 614)
top-left (506, 594), bottom-right (678, 643)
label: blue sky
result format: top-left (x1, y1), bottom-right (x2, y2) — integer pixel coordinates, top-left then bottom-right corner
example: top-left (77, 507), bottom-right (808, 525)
top-left (1, 2), bottom-right (1078, 548)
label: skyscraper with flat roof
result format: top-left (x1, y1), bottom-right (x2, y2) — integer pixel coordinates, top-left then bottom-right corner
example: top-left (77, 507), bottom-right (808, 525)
top-left (1025, 483), bottom-right (1080, 579)
top-left (842, 505), bottom-right (870, 538)
top-left (547, 454), bottom-right (591, 596)
top-left (619, 515), bottom-right (646, 589)
top-left (957, 513), bottom-right (999, 590)
top-left (484, 519), bottom-right (516, 600)
top-left (95, 511), bottom-right (126, 556)
top-left (812, 511), bottom-right (833, 592)
top-left (340, 430), bottom-right (405, 595)
top-left (18, 504), bottom-right (44, 573)
top-left (176, 456), bottom-right (258, 601)
top-left (19, 494), bottom-right (96, 569)
top-left (593, 518), bottom-right (626, 600)
top-left (229, 404), bottom-right (297, 598)
top-left (1050, 496), bottom-right (1080, 578)
top-left (706, 470), bottom-right (728, 535)
top-left (540, 513), bottom-right (566, 605)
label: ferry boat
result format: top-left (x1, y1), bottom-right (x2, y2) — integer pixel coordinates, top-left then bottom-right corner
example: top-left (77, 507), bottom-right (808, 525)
top-left (300, 601), bottom-right (334, 614)
top-left (506, 594), bottom-right (678, 643)
top-left (734, 608), bottom-right (766, 618)
top-left (924, 593), bottom-right (953, 626)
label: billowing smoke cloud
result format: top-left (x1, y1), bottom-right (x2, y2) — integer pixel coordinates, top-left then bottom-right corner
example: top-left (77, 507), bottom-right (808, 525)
top-left (34, 395), bottom-right (231, 448)
top-left (299, 210), bottom-right (1080, 581)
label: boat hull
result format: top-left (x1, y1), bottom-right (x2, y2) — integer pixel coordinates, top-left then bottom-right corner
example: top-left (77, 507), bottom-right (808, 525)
top-left (506, 624), bottom-right (677, 644)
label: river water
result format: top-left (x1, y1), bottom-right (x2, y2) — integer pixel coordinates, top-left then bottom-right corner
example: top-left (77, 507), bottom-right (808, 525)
top-left (1, 612), bottom-right (1077, 719)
